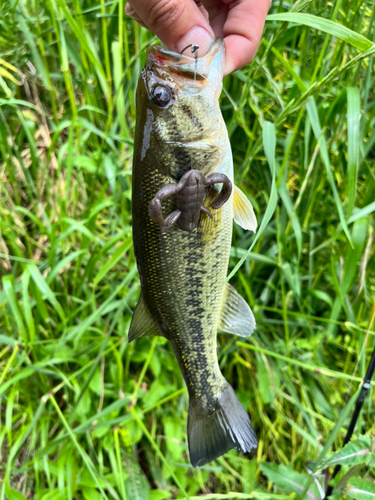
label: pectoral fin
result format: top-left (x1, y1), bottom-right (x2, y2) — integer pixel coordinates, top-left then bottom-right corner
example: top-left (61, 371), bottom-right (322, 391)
top-left (128, 294), bottom-right (162, 342)
top-left (233, 185), bottom-right (257, 232)
top-left (218, 283), bottom-right (256, 337)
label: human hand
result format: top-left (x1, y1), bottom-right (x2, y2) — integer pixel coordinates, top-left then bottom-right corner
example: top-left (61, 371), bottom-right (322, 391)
top-left (125, 0), bottom-right (271, 76)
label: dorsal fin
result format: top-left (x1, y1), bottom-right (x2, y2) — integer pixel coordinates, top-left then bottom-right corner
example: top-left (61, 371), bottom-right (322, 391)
top-left (217, 283), bottom-right (256, 337)
top-left (128, 294), bottom-right (162, 342)
top-left (233, 185), bottom-right (257, 232)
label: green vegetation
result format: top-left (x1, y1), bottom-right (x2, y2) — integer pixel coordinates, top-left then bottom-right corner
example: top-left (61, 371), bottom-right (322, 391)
top-left (0, 0), bottom-right (374, 499)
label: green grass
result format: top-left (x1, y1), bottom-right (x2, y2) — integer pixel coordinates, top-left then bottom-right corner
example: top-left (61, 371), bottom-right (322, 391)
top-left (0, 0), bottom-right (375, 499)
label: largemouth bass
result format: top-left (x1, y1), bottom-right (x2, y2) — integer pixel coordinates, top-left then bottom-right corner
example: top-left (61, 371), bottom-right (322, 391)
top-left (130, 39), bottom-right (258, 467)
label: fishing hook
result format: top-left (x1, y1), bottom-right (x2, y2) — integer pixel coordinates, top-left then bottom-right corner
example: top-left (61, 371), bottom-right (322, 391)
top-left (180, 43), bottom-right (199, 60)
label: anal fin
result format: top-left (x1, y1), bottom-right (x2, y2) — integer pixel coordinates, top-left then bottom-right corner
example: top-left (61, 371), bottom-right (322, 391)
top-left (233, 185), bottom-right (257, 232)
top-left (218, 283), bottom-right (256, 337)
top-left (128, 294), bottom-right (162, 342)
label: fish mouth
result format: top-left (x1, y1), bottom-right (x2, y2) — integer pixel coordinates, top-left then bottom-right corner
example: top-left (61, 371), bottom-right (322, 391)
top-left (146, 38), bottom-right (224, 85)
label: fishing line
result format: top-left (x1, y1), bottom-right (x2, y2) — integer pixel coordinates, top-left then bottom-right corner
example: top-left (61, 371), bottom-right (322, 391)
top-left (180, 43), bottom-right (199, 82)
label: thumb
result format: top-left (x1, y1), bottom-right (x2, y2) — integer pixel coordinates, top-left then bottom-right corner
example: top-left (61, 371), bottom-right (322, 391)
top-left (125, 0), bottom-right (215, 56)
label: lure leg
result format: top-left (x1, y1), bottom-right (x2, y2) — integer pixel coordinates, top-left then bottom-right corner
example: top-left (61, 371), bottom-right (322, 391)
top-left (161, 210), bottom-right (181, 232)
top-left (149, 184), bottom-right (181, 231)
top-left (200, 205), bottom-right (213, 219)
top-left (204, 173), bottom-right (232, 209)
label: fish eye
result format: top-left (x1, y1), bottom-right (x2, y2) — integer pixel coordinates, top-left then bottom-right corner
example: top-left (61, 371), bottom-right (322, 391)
top-left (152, 85), bottom-right (172, 107)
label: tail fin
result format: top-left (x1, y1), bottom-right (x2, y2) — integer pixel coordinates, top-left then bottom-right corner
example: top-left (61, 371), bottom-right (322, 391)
top-left (188, 383), bottom-right (257, 467)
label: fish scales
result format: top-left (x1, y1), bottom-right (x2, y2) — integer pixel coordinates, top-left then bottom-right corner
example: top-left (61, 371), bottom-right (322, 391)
top-left (131, 39), bottom-right (258, 467)
top-left (134, 174), bottom-right (230, 397)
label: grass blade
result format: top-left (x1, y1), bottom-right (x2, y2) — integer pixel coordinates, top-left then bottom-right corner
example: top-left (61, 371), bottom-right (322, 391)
top-left (227, 121), bottom-right (277, 280)
top-left (267, 13), bottom-right (373, 51)
top-left (346, 87), bottom-right (360, 217)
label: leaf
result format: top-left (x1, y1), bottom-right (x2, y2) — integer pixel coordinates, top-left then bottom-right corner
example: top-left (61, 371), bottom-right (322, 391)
top-left (82, 488), bottom-right (102, 500)
top-left (270, 45), bottom-right (352, 245)
top-left (5, 487), bottom-right (28, 500)
top-left (267, 13), bottom-right (373, 51)
top-left (46, 250), bottom-right (86, 284)
top-left (71, 155), bottom-right (97, 173)
top-left (162, 416), bottom-right (183, 460)
top-left (230, 247), bottom-right (277, 266)
top-left (112, 41), bottom-right (128, 137)
top-left (2, 275), bottom-right (27, 344)
top-left (65, 269), bottom-right (136, 342)
top-left (149, 490), bottom-right (171, 500)
top-left (260, 463), bottom-right (321, 500)
top-left (0, 66), bottom-right (21, 84)
top-left (347, 478), bottom-right (375, 499)
top-left (125, 455), bottom-right (150, 500)
top-left (54, 0), bottom-right (108, 95)
top-left (278, 183), bottom-right (302, 258)
top-left (14, 12), bottom-right (51, 89)
top-left (0, 368), bottom-right (34, 397)
top-left (307, 289), bottom-right (333, 307)
top-left (321, 437), bottom-right (375, 468)
top-left (0, 98), bottom-right (39, 110)
top-left (256, 356), bottom-right (271, 405)
top-left (59, 217), bottom-right (97, 242)
top-left (76, 468), bottom-right (107, 488)
top-left (348, 201), bottom-right (375, 223)
top-left (227, 121), bottom-right (277, 280)
top-left (306, 99), bottom-right (352, 246)
top-left (77, 117), bottom-right (116, 151)
top-left (103, 154), bottom-right (118, 194)
top-left (142, 380), bottom-right (176, 408)
top-left (93, 236), bottom-right (132, 286)
top-left (0, 334), bottom-right (17, 347)
top-left (21, 268), bottom-right (35, 344)
top-left (346, 87), bottom-right (360, 217)
top-left (297, 387), bottom-right (361, 497)
top-left (0, 57), bottom-right (19, 73)
top-left (27, 263), bottom-right (66, 322)
top-left (281, 263), bottom-right (301, 298)
top-left (328, 217), bottom-right (367, 331)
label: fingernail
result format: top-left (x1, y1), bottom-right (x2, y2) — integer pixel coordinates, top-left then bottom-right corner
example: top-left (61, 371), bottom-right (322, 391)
top-left (125, 3), bottom-right (135, 16)
top-left (175, 27), bottom-right (215, 57)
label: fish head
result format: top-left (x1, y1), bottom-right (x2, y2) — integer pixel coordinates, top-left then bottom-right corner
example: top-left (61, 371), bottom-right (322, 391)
top-left (136, 38), bottom-right (228, 180)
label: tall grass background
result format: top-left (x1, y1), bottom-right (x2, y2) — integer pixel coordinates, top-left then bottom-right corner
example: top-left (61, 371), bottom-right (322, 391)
top-left (0, 0), bottom-right (374, 499)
